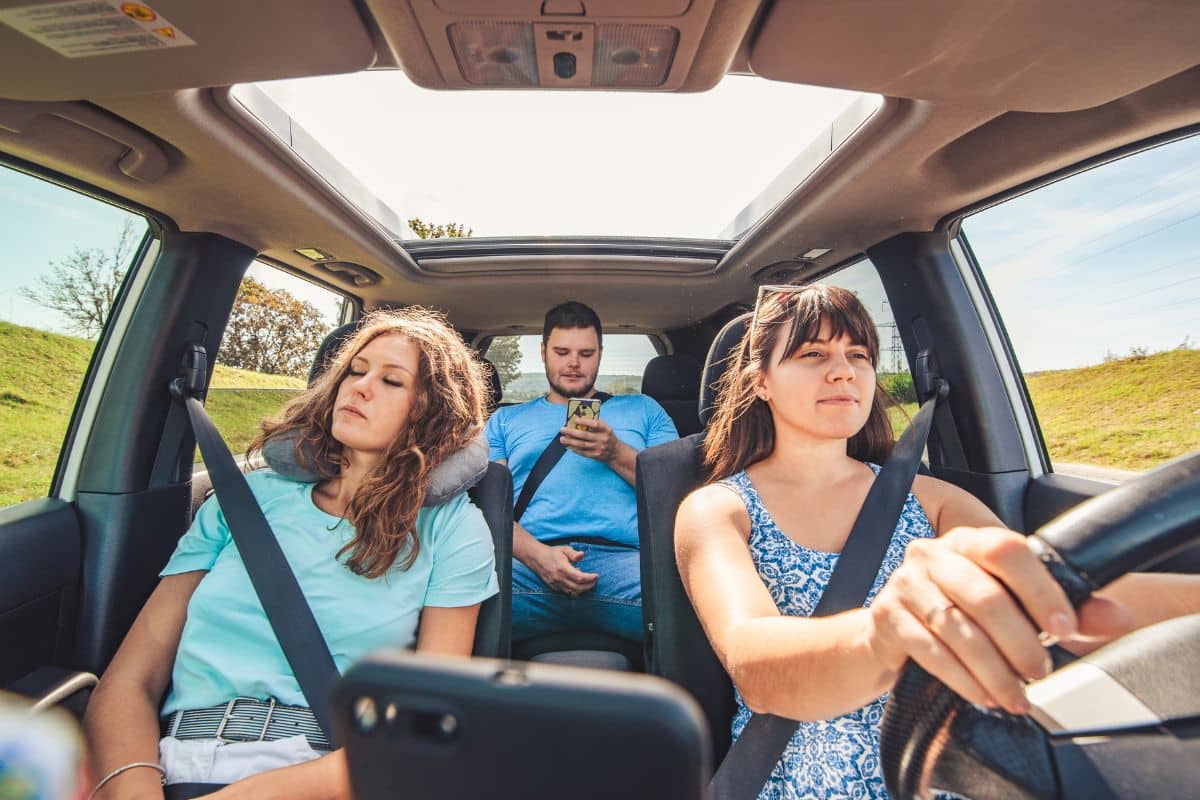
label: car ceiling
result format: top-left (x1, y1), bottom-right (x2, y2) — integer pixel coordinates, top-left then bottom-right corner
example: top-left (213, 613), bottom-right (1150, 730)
top-left (1, 0), bottom-right (1198, 333)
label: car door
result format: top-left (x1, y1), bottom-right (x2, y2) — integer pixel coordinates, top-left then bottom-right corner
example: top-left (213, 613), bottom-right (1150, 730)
top-left (954, 130), bottom-right (1199, 570)
top-left (0, 159), bottom-right (255, 697)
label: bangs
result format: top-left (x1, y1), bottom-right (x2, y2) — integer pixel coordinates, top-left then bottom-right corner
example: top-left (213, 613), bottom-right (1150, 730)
top-left (761, 286), bottom-right (879, 365)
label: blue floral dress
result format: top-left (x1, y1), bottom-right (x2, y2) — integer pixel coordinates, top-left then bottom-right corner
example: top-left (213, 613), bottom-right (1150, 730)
top-left (719, 466), bottom-right (936, 800)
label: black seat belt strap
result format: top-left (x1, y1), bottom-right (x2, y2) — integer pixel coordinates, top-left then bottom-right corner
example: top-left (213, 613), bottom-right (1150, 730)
top-left (709, 371), bottom-right (948, 800)
top-left (171, 344), bottom-right (340, 741)
top-left (513, 391), bottom-right (612, 523)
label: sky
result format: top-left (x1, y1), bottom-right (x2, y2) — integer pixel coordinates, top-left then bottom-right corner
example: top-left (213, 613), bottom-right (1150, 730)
top-left (2, 72), bottom-right (1195, 376)
top-left (0, 165), bottom-right (345, 335)
top-left (251, 71), bottom-right (864, 239)
top-left (961, 134), bottom-right (1199, 372)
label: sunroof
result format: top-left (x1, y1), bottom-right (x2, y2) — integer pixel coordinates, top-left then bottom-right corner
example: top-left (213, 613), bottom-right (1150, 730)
top-left (233, 72), bottom-right (878, 241)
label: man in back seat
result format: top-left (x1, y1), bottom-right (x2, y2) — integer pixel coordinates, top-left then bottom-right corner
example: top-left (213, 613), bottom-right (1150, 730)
top-left (486, 301), bottom-right (678, 643)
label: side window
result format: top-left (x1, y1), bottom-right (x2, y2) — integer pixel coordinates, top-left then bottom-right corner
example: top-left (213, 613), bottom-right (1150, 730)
top-left (205, 262), bottom-right (345, 459)
top-left (961, 134), bottom-right (1198, 477)
top-left (822, 258), bottom-right (915, 439)
top-left (0, 164), bottom-right (150, 507)
top-left (484, 334), bottom-right (661, 403)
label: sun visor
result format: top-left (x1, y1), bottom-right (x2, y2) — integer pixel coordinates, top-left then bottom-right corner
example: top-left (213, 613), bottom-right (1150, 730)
top-left (0, 0), bottom-right (375, 102)
top-left (749, 0), bottom-right (1200, 113)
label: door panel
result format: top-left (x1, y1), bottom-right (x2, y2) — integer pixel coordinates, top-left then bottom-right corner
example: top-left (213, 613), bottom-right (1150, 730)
top-left (1026, 473), bottom-right (1200, 573)
top-left (0, 499), bottom-right (80, 686)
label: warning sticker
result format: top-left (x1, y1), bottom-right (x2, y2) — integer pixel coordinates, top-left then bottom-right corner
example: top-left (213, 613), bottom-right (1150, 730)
top-left (0, 0), bottom-right (196, 58)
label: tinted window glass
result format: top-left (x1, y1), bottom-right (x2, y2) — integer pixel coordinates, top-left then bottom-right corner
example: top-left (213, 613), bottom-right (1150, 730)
top-left (823, 258), bottom-right (915, 440)
top-left (961, 134), bottom-right (1199, 477)
top-left (0, 164), bottom-right (149, 506)
top-left (205, 261), bottom-right (345, 460)
top-left (484, 334), bottom-right (660, 403)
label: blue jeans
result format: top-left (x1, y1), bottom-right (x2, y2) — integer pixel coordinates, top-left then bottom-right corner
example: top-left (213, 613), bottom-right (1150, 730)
top-left (511, 542), bottom-right (642, 643)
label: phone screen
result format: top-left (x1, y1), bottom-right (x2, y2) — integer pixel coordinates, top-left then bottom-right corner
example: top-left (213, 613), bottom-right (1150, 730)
top-left (566, 397), bottom-right (602, 430)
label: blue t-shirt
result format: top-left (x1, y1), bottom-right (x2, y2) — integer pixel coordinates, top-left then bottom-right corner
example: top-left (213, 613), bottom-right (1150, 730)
top-left (159, 470), bottom-right (498, 716)
top-left (485, 394), bottom-right (678, 547)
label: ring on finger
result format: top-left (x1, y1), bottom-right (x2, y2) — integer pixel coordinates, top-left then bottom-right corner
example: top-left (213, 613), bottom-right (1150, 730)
top-left (924, 600), bottom-right (957, 626)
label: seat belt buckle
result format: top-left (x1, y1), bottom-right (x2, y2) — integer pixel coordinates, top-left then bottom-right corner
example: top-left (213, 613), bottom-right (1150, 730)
top-left (169, 343), bottom-right (208, 402)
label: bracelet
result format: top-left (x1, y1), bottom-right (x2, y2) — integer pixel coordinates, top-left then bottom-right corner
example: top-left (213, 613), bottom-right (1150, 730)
top-left (87, 761), bottom-right (166, 800)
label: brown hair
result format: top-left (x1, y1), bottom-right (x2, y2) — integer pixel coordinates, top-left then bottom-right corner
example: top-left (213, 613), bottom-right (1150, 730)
top-left (704, 284), bottom-right (897, 481)
top-left (249, 307), bottom-right (489, 578)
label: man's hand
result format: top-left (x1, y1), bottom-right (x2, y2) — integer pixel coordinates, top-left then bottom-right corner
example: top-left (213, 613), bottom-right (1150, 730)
top-left (559, 416), bottom-right (622, 462)
top-left (528, 542), bottom-right (599, 596)
top-left (558, 417), bottom-right (638, 485)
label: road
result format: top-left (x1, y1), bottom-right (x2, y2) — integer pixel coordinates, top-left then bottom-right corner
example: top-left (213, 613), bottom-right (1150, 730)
top-left (1054, 462), bottom-right (1142, 484)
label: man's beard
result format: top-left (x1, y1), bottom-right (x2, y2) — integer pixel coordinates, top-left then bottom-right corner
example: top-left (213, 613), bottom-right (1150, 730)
top-left (547, 372), bottom-right (596, 400)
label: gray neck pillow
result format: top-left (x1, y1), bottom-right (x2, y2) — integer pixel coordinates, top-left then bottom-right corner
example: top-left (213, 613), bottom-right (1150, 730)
top-left (260, 428), bottom-right (490, 507)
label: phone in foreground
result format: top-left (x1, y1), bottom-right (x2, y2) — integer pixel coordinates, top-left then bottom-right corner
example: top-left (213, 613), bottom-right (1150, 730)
top-left (0, 692), bottom-right (86, 799)
top-left (566, 397), bottom-right (602, 430)
top-left (335, 650), bottom-right (711, 800)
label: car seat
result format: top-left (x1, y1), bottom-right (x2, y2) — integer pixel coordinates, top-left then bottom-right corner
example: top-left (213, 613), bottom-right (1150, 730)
top-left (637, 313), bottom-right (749, 762)
top-left (641, 354), bottom-right (703, 437)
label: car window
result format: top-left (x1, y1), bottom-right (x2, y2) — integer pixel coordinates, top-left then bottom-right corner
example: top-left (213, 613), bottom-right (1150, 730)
top-left (484, 334), bottom-right (660, 403)
top-left (204, 261), bottom-right (346, 461)
top-left (822, 258), bottom-right (915, 440)
top-left (960, 133), bottom-right (1199, 478)
top-left (0, 163), bottom-right (150, 507)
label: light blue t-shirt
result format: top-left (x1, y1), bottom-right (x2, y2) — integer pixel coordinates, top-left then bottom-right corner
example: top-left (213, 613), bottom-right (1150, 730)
top-left (485, 394), bottom-right (678, 547)
top-left (159, 470), bottom-right (498, 716)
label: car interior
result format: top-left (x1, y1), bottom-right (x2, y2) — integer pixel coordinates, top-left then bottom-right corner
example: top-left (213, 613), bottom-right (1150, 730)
top-left (1, 0), bottom-right (1198, 797)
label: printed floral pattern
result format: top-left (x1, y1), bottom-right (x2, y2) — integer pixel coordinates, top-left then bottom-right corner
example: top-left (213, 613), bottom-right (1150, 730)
top-left (721, 466), bottom-right (935, 800)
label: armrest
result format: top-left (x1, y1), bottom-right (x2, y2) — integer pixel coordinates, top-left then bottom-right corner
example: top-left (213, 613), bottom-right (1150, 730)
top-left (7, 666), bottom-right (98, 717)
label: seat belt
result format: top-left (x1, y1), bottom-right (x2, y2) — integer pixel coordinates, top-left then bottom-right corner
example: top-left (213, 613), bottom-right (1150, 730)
top-left (168, 344), bottom-right (340, 741)
top-left (709, 362), bottom-right (951, 800)
top-left (513, 391), bottom-right (612, 522)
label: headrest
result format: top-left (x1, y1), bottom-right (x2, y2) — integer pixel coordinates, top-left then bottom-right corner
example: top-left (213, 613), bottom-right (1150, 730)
top-left (698, 313), bottom-right (750, 427)
top-left (308, 321), bottom-right (360, 386)
top-left (641, 354), bottom-right (702, 401)
top-left (480, 358), bottom-right (501, 415)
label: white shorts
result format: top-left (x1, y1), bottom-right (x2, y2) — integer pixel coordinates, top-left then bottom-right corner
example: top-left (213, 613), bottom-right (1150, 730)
top-left (158, 734), bottom-right (325, 785)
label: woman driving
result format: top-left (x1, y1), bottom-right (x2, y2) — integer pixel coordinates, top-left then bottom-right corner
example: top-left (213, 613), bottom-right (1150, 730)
top-left (675, 284), bottom-right (1199, 799)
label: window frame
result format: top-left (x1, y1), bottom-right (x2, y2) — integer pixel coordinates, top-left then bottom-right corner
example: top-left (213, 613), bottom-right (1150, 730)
top-left (938, 123), bottom-right (1200, 478)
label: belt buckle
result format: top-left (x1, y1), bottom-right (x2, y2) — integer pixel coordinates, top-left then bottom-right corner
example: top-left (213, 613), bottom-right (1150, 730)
top-left (215, 696), bottom-right (276, 743)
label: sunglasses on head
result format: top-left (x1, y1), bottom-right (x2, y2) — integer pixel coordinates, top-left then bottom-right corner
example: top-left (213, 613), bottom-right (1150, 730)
top-left (748, 284), bottom-right (804, 338)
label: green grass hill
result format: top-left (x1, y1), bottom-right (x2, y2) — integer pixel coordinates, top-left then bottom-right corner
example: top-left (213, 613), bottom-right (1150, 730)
top-left (0, 321), bottom-right (303, 506)
top-left (1025, 348), bottom-right (1199, 470)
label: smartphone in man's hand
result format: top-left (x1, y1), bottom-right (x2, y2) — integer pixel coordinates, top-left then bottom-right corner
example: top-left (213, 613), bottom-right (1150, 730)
top-left (566, 397), bottom-right (602, 430)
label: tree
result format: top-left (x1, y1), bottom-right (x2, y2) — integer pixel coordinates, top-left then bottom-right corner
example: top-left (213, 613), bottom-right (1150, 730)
top-left (218, 277), bottom-right (333, 378)
top-left (408, 218), bottom-right (473, 239)
top-left (22, 219), bottom-right (141, 337)
top-left (487, 336), bottom-right (524, 390)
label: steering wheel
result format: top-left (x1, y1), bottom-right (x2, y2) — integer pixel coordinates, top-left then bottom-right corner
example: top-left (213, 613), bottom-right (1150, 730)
top-left (880, 452), bottom-right (1200, 800)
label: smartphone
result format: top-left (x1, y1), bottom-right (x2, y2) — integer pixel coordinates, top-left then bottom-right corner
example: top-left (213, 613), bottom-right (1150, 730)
top-left (336, 650), bottom-right (711, 800)
top-left (566, 397), bottom-right (602, 430)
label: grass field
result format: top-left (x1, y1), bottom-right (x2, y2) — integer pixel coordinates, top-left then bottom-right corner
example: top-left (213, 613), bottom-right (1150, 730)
top-left (1026, 349), bottom-right (1200, 471)
top-left (1, 319), bottom-right (1196, 505)
top-left (0, 321), bottom-right (302, 506)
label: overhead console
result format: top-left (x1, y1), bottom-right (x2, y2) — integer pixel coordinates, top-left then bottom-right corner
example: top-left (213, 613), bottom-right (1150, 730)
top-left (366, 0), bottom-right (759, 91)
